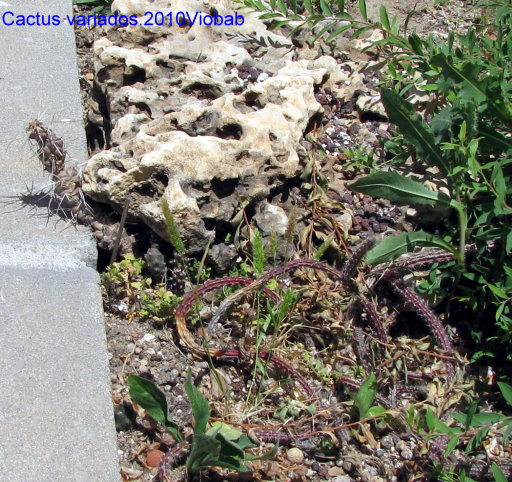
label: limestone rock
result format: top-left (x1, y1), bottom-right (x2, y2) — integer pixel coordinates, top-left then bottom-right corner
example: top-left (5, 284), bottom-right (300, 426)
top-left (82, 0), bottom-right (362, 259)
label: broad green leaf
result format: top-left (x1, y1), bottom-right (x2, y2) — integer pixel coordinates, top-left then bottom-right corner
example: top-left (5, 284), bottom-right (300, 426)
top-left (469, 412), bottom-right (504, 426)
top-left (380, 88), bottom-right (449, 174)
top-left (379, 5), bottom-right (390, 30)
top-left (185, 369), bottom-right (210, 435)
top-left (430, 53), bottom-right (512, 124)
top-left (337, 0), bottom-right (346, 13)
top-left (186, 434), bottom-right (221, 474)
top-left (353, 373), bottom-right (377, 419)
top-left (275, 0), bottom-right (288, 15)
top-left (349, 171), bottom-right (451, 206)
top-left (358, 0), bottom-right (367, 20)
top-left (128, 374), bottom-right (183, 442)
top-left (216, 432), bottom-right (245, 460)
top-left (207, 422), bottom-right (243, 441)
top-left (366, 405), bottom-right (388, 417)
top-left (425, 408), bottom-right (458, 434)
top-left (497, 382), bottom-right (512, 407)
top-left (326, 23), bottom-right (353, 43)
top-left (365, 231), bottom-right (459, 265)
top-left (319, 0), bottom-right (333, 16)
top-left (501, 420), bottom-right (512, 442)
top-left (491, 463), bottom-right (508, 482)
top-left (444, 434), bottom-right (460, 456)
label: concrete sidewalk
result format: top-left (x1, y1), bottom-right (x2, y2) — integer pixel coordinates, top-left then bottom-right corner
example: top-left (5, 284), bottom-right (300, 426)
top-left (0, 1), bottom-right (119, 480)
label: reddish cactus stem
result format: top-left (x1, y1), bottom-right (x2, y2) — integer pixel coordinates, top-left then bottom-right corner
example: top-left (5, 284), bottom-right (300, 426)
top-left (360, 295), bottom-right (388, 342)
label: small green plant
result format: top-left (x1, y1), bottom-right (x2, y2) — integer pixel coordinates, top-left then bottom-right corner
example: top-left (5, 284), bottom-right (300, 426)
top-left (245, 0), bottom-right (512, 361)
top-left (251, 228), bottom-right (266, 276)
top-left (140, 287), bottom-right (181, 319)
top-left (128, 371), bottom-right (276, 477)
top-left (73, 0), bottom-right (112, 14)
top-left (351, 373), bottom-right (388, 420)
top-left (161, 198), bottom-right (185, 255)
top-left (419, 382), bottom-right (512, 479)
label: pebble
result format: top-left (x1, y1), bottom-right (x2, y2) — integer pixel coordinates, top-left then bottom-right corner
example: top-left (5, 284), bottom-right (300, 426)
top-left (332, 477), bottom-right (353, 482)
top-left (380, 435), bottom-right (395, 450)
top-left (141, 333), bottom-right (156, 343)
top-left (146, 449), bottom-right (164, 467)
top-left (328, 466), bottom-right (343, 476)
top-left (342, 460), bottom-right (355, 473)
top-left (286, 447), bottom-right (304, 464)
top-left (257, 72), bottom-right (269, 82)
top-left (168, 369), bottom-right (180, 384)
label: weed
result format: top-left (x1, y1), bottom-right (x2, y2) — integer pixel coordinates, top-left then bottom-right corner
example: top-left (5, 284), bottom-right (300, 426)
top-left (73, 0), bottom-right (112, 14)
top-left (128, 371), bottom-right (275, 478)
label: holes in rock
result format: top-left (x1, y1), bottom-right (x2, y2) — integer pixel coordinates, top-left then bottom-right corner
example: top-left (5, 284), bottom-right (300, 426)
top-left (134, 102), bottom-right (152, 118)
top-left (269, 132), bottom-right (277, 142)
top-left (130, 171), bottom-right (169, 200)
top-left (181, 82), bottom-right (223, 100)
top-left (85, 122), bottom-right (106, 153)
top-left (123, 66), bottom-right (146, 86)
top-left (213, 220), bottom-right (232, 243)
top-left (85, 80), bottom-right (112, 153)
top-left (189, 111), bottom-right (220, 136)
top-left (204, 219), bottom-right (216, 231)
top-left (304, 112), bottom-right (324, 136)
top-left (153, 171), bottom-right (169, 189)
top-left (96, 67), bottom-right (110, 84)
top-left (216, 123), bottom-right (242, 140)
top-left (245, 92), bottom-right (264, 110)
top-left (359, 112), bottom-right (388, 123)
top-left (211, 178), bottom-right (238, 199)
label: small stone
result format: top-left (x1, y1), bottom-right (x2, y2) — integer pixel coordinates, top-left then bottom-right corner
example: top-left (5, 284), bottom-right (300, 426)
top-left (286, 447), bottom-right (304, 464)
top-left (146, 449), bottom-right (164, 467)
top-left (399, 445), bottom-right (413, 460)
top-left (257, 72), bottom-right (269, 82)
top-left (380, 434), bottom-right (395, 450)
top-left (168, 368), bottom-right (180, 384)
top-left (332, 477), bottom-right (353, 482)
top-left (328, 466), bottom-right (343, 476)
top-left (335, 212), bottom-right (352, 233)
top-left (342, 460), bottom-right (355, 473)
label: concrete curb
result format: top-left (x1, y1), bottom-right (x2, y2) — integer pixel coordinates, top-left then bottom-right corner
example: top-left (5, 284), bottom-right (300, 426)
top-left (0, 1), bottom-right (119, 480)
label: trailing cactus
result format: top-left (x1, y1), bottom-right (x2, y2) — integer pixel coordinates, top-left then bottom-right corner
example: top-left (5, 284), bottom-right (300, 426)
top-left (24, 120), bottom-right (134, 256)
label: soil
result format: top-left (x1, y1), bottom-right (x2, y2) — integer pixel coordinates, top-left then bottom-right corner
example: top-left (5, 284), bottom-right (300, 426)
top-left (71, 1), bottom-right (511, 481)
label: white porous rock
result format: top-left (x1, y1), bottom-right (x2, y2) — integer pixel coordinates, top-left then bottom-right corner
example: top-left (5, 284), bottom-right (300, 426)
top-left (254, 202), bottom-right (289, 236)
top-left (84, 0), bottom-right (335, 256)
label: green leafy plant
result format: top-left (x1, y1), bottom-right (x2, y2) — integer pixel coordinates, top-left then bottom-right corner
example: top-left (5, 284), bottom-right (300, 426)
top-left (237, 0), bottom-right (512, 362)
top-left (351, 373), bottom-right (387, 419)
top-left (128, 371), bottom-right (276, 477)
top-left (139, 287), bottom-right (181, 319)
top-left (161, 198), bottom-right (186, 255)
top-left (73, 0), bottom-right (112, 14)
top-left (421, 382), bottom-right (512, 479)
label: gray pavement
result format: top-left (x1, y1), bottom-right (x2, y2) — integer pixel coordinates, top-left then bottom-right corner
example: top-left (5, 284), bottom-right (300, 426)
top-left (0, 1), bottom-right (119, 480)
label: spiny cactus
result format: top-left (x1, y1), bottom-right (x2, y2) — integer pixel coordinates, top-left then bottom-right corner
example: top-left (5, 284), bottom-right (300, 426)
top-left (25, 120), bottom-right (134, 256)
